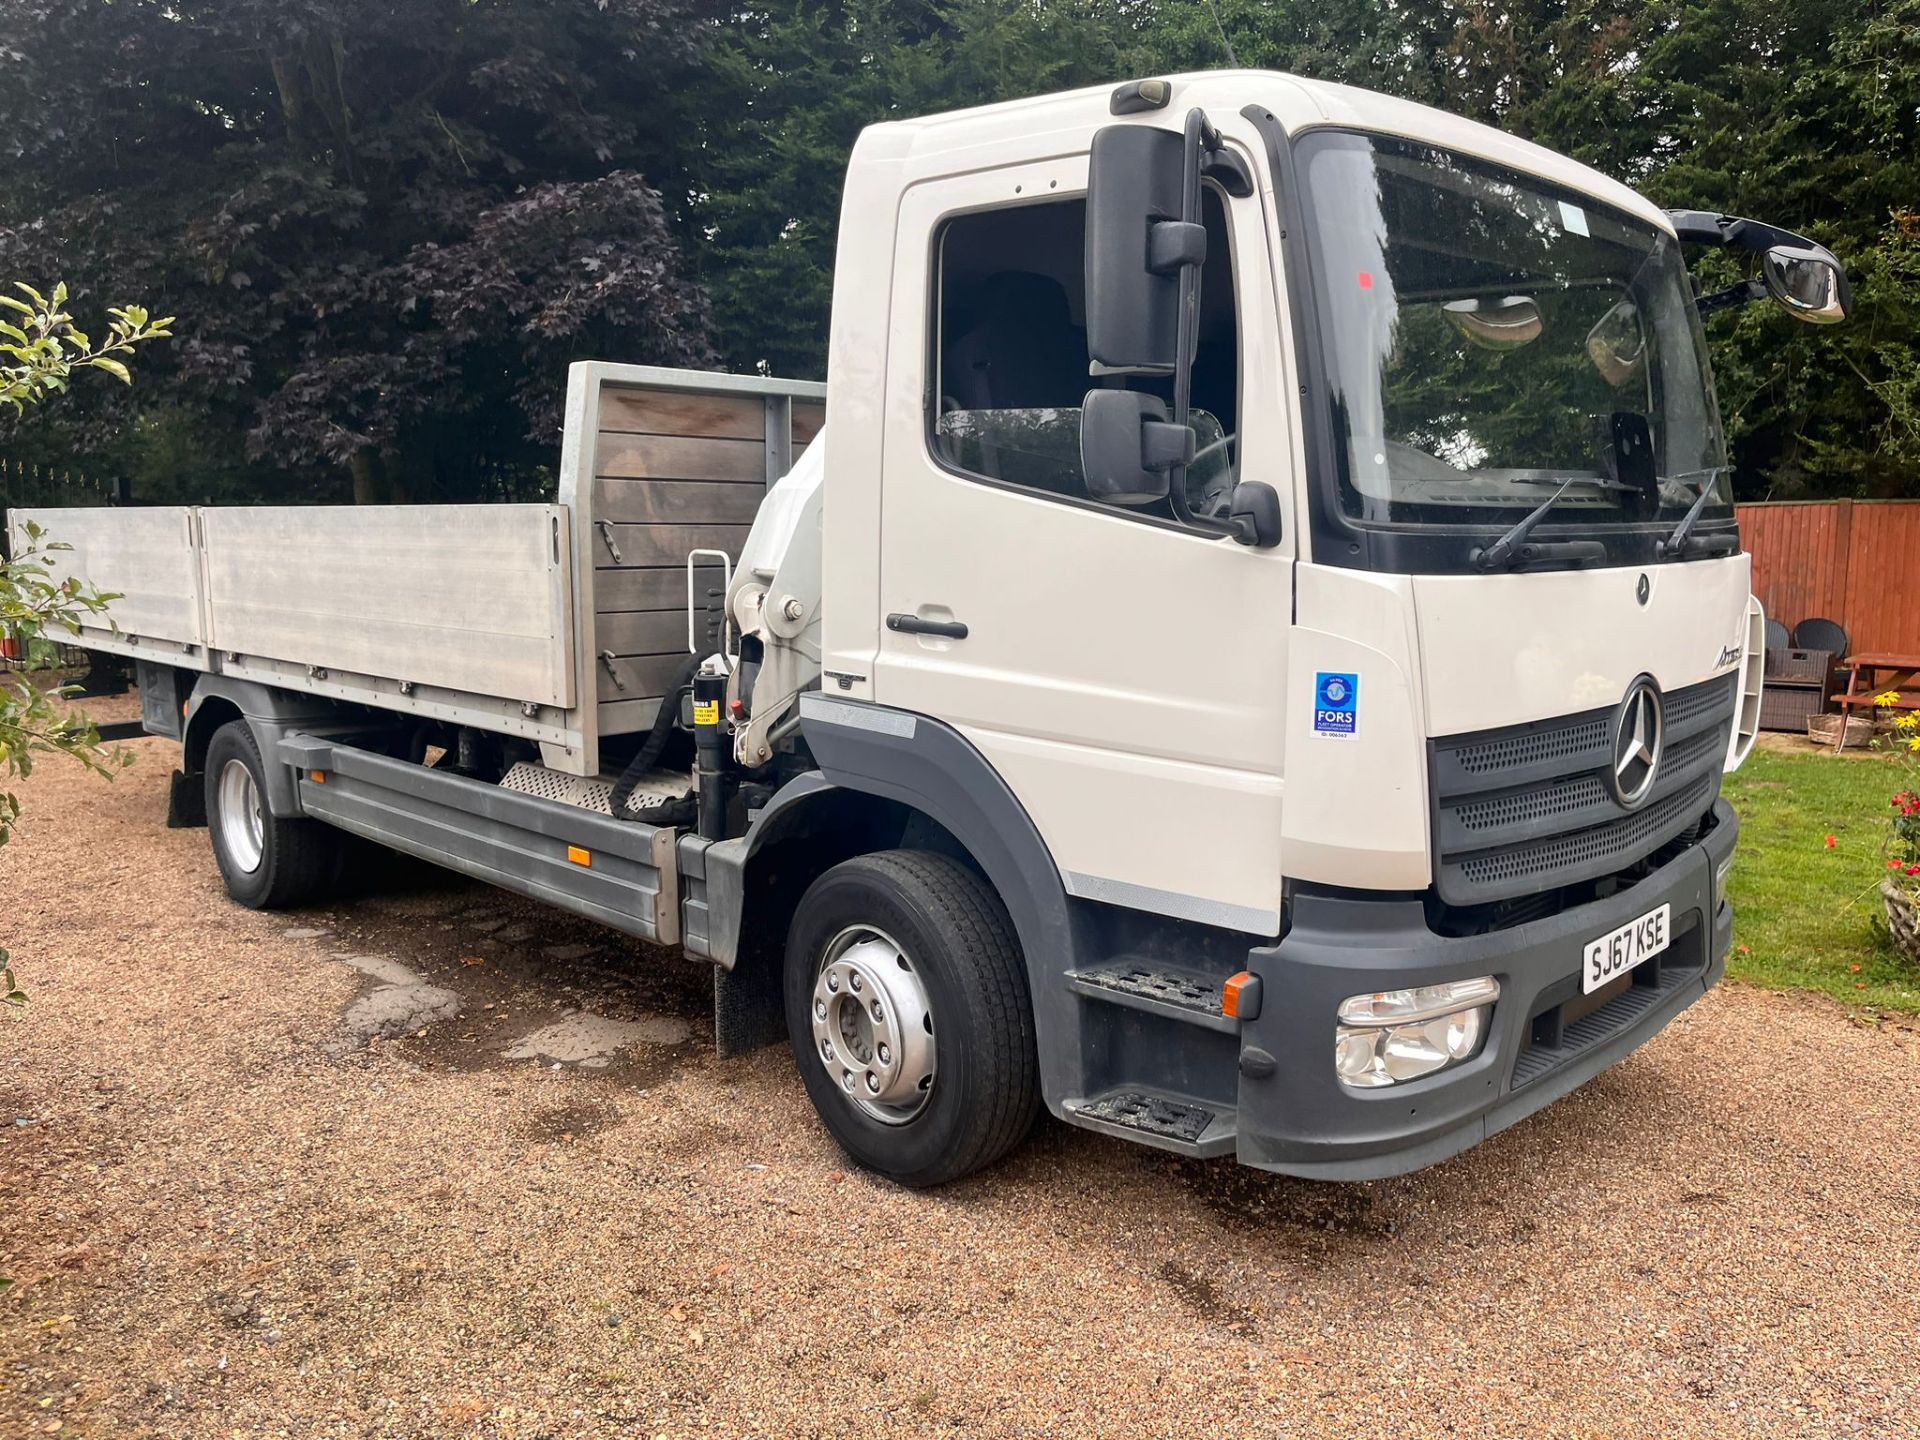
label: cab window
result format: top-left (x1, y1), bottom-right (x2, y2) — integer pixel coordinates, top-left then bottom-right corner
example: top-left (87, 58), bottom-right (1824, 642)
top-left (930, 190), bottom-right (1239, 523)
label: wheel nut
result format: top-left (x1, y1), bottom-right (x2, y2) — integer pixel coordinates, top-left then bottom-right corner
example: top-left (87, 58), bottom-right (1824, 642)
top-left (842, 1072), bottom-right (855, 1092)
top-left (820, 1039), bottom-right (834, 1061)
top-left (870, 1000), bottom-right (884, 1022)
top-left (814, 999), bottom-right (827, 1020)
top-left (826, 973), bottom-right (839, 992)
top-left (849, 973), bottom-right (863, 992)
top-left (866, 1072), bottom-right (881, 1093)
top-left (877, 1043), bottom-right (891, 1065)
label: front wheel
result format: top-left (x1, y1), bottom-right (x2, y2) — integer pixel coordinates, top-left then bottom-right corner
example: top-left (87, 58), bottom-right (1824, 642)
top-left (204, 720), bottom-right (345, 909)
top-left (784, 850), bottom-right (1039, 1186)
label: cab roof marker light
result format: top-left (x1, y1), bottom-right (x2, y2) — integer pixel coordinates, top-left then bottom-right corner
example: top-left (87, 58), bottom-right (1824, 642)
top-left (1110, 80), bottom-right (1171, 116)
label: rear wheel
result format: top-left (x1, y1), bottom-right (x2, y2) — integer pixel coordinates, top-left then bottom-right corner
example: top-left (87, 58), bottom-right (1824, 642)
top-left (785, 850), bottom-right (1038, 1186)
top-left (204, 720), bottom-right (345, 909)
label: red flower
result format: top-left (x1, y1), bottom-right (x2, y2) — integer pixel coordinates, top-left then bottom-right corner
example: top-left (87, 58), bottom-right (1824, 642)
top-left (1825, 834), bottom-right (1838, 848)
top-left (1905, 864), bottom-right (1919, 877)
top-left (1890, 859), bottom-right (1903, 869)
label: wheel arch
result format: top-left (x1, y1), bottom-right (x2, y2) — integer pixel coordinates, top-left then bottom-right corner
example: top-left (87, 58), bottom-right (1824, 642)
top-left (707, 701), bottom-right (1081, 1106)
top-left (182, 677), bottom-right (360, 819)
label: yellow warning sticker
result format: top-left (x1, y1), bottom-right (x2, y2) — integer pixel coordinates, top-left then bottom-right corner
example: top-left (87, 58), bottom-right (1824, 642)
top-left (693, 700), bottom-right (720, 726)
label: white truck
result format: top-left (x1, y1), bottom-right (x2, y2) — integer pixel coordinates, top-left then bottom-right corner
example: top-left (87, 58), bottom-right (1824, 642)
top-left (12, 71), bottom-right (1849, 1186)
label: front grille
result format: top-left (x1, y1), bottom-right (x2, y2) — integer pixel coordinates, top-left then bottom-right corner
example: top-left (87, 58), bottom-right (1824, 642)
top-left (1430, 673), bottom-right (1737, 906)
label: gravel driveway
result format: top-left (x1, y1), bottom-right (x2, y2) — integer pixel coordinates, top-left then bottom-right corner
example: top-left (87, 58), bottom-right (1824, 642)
top-left (4, 718), bottom-right (1919, 1438)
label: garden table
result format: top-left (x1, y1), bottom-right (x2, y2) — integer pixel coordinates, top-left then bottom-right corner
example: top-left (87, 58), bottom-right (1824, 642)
top-left (1829, 652), bottom-right (1920, 751)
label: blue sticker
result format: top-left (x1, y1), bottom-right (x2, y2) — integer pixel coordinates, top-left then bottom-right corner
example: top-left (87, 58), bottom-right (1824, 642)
top-left (1314, 671), bottom-right (1359, 738)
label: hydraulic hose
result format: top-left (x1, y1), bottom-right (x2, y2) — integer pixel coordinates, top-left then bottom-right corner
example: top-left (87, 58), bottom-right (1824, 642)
top-left (607, 653), bottom-right (703, 824)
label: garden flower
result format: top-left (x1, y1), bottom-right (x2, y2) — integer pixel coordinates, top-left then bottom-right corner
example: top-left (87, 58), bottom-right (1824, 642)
top-left (1825, 833), bottom-right (1838, 848)
top-left (1876, 690), bottom-right (1903, 706)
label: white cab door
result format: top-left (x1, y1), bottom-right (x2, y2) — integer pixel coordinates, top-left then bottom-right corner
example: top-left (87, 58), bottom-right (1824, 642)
top-left (871, 137), bottom-right (1295, 935)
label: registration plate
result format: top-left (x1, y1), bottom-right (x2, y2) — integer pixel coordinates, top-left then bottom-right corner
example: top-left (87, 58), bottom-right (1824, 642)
top-left (1582, 903), bottom-right (1671, 994)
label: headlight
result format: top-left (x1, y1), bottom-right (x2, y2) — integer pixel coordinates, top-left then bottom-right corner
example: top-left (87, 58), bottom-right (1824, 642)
top-left (1335, 976), bottom-right (1499, 1089)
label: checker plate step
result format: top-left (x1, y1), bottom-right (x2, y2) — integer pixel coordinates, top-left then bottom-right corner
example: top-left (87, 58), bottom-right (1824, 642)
top-left (1071, 961), bottom-right (1223, 1016)
top-left (1072, 1091), bottom-right (1214, 1144)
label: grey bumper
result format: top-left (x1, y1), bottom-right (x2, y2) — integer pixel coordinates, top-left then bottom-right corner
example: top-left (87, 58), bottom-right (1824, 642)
top-left (1237, 799), bottom-right (1737, 1180)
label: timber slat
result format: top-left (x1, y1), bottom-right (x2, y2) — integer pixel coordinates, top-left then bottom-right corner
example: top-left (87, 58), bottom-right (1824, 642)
top-left (597, 653), bottom-right (696, 703)
top-left (599, 389), bottom-right (765, 440)
top-left (593, 477), bottom-right (765, 525)
top-left (595, 565), bottom-right (725, 613)
top-left (596, 611), bottom-right (692, 655)
top-left (596, 433), bottom-right (765, 483)
top-left (591, 522), bottom-right (751, 568)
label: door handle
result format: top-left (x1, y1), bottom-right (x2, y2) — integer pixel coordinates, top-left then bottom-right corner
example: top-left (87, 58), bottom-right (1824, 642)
top-left (887, 612), bottom-right (968, 640)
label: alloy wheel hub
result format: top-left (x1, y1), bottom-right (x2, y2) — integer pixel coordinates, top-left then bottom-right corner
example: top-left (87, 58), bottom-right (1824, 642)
top-left (809, 927), bottom-right (936, 1124)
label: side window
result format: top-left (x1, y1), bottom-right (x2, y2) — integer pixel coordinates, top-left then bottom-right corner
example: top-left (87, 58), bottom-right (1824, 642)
top-left (930, 190), bottom-right (1239, 522)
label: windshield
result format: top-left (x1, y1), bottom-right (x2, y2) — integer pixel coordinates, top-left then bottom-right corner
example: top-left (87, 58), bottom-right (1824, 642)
top-left (1294, 131), bottom-right (1731, 538)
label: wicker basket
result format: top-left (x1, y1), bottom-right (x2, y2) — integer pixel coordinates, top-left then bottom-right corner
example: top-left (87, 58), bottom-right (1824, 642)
top-left (1883, 879), bottom-right (1920, 963)
top-left (1806, 712), bottom-right (1874, 747)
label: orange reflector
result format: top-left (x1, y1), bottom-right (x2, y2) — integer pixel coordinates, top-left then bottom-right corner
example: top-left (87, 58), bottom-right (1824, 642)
top-left (1221, 971), bottom-right (1256, 1019)
top-left (308, 769), bottom-right (327, 784)
top-left (567, 845), bottom-right (592, 867)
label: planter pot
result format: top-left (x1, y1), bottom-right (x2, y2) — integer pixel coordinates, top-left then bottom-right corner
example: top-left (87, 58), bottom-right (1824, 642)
top-left (1882, 879), bottom-right (1920, 963)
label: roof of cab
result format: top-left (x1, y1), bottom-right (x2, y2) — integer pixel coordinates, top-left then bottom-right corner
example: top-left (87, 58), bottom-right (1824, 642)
top-left (863, 70), bottom-right (1672, 235)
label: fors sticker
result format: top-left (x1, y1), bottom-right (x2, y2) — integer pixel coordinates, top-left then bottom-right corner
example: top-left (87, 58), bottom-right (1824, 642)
top-left (1314, 671), bottom-right (1359, 738)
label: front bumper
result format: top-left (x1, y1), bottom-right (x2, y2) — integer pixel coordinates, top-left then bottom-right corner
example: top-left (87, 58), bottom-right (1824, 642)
top-left (1237, 798), bottom-right (1737, 1179)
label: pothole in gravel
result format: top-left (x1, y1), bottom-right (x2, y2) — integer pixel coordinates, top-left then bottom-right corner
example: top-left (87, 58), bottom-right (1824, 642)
top-left (502, 1012), bottom-right (692, 1064)
top-left (274, 868), bottom-right (713, 1085)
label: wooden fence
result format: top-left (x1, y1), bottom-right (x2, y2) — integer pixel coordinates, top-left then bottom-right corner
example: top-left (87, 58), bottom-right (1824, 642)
top-left (1738, 499), bottom-right (1920, 655)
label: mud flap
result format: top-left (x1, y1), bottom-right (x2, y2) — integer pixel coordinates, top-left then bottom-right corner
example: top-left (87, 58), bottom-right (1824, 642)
top-left (166, 769), bottom-right (207, 829)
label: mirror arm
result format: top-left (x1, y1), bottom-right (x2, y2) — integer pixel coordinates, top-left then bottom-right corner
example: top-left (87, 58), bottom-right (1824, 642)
top-left (1694, 277), bottom-right (1767, 317)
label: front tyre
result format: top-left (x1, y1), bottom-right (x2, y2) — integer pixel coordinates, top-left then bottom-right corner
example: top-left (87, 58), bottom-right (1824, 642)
top-left (784, 850), bottom-right (1039, 1187)
top-left (204, 719), bottom-right (344, 909)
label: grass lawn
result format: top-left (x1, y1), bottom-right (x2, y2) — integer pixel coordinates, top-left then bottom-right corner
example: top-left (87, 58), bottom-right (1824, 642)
top-left (1724, 740), bottom-right (1920, 1014)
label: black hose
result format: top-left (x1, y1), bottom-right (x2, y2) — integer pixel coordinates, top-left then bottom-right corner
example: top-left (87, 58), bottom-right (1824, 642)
top-left (607, 653), bottom-right (703, 824)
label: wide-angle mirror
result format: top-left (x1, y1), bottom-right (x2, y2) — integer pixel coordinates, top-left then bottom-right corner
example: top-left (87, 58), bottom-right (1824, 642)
top-left (1441, 296), bottom-right (1541, 351)
top-left (1761, 244), bottom-right (1849, 325)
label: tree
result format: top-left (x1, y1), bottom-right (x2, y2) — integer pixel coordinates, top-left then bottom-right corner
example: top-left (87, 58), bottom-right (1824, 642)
top-left (687, 0), bottom-right (1141, 378)
top-left (1, 284), bottom-right (163, 1012)
top-left (0, 0), bottom-right (718, 504)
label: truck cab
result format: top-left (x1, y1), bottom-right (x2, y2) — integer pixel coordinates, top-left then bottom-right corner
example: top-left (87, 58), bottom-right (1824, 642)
top-left (750, 71), bottom-right (1829, 1177)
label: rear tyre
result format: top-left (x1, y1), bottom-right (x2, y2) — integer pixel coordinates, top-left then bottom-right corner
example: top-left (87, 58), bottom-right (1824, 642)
top-left (204, 720), bottom-right (344, 909)
top-left (784, 849), bottom-right (1039, 1186)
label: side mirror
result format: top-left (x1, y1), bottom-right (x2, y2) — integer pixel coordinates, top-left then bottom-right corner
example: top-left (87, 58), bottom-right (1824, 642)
top-left (1084, 124), bottom-right (1192, 373)
top-left (1080, 389), bottom-right (1189, 505)
top-left (1762, 244), bottom-right (1849, 325)
top-left (1227, 482), bottom-right (1282, 548)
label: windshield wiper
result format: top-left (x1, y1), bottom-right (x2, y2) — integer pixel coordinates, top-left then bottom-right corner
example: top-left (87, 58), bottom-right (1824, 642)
top-left (1657, 469), bottom-right (1740, 560)
top-left (1470, 477), bottom-right (1610, 572)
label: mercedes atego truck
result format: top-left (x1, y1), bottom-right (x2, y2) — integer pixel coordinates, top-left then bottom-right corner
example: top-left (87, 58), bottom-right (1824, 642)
top-left (12, 71), bottom-right (1851, 1186)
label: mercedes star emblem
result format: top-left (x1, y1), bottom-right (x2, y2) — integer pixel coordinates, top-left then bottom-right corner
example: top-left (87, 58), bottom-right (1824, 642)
top-left (1609, 678), bottom-right (1665, 809)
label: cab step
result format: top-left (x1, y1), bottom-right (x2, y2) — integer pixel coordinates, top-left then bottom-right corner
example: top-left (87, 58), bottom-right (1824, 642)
top-left (1065, 960), bottom-right (1238, 1033)
top-left (1062, 1088), bottom-right (1236, 1158)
